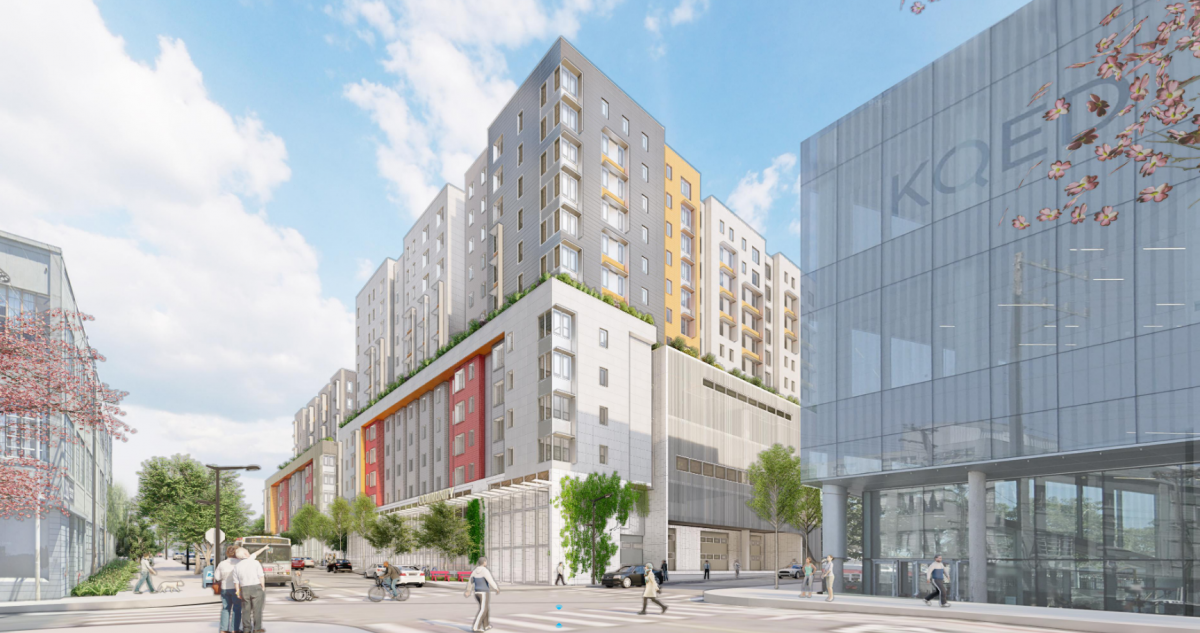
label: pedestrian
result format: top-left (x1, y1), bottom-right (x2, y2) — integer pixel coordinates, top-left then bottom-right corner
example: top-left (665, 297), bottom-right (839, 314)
top-left (216, 546), bottom-right (242, 633)
top-left (382, 561), bottom-right (403, 598)
top-left (660, 559), bottom-right (668, 584)
top-left (133, 553), bottom-right (157, 594)
top-left (233, 546), bottom-right (266, 633)
top-left (555, 561), bottom-right (566, 585)
top-left (924, 555), bottom-right (950, 608)
top-left (800, 557), bottom-right (816, 599)
top-left (822, 555), bottom-right (837, 602)
top-left (638, 565), bottom-right (668, 615)
top-left (703, 559), bottom-right (710, 580)
top-left (465, 556), bottom-right (499, 632)
top-left (734, 559), bottom-right (741, 579)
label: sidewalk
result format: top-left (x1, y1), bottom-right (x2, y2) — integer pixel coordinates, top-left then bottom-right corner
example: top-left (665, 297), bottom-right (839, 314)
top-left (663, 570), bottom-right (776, 584)
top-left (0, 557), bottom-right (220, 615)
top-left (703, 586), bottom-right (1199, 633)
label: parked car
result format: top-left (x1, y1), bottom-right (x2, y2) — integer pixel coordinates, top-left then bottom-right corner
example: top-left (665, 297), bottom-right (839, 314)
top-left (367, 563), bottom-right (387, 579)
top-left (302, 557), bottom-right (315, 568)
top-left (778, 563), bottom-right (806, 579)
top-left (602, 564), bottom-right (660, 588)
top-left (292, 558), bottom-right (306, 570)
top-left (172, 553), bottom-right (183, 562)
top-left (327, 559), bottom-right (353, 573)
top-left (398, 565), bottom-right (424, 587)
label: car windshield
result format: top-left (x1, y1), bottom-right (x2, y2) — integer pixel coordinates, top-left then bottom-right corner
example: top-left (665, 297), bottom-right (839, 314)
top-left (616, 566), bottom-right (632, 573)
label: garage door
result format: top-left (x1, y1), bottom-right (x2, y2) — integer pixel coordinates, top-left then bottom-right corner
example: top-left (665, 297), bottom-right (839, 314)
top-left (700, 531), bottom-right (728, 571)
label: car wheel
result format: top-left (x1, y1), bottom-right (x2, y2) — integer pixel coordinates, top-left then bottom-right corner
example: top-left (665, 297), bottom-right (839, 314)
top-left (622, 577), bottom-right (632, 589)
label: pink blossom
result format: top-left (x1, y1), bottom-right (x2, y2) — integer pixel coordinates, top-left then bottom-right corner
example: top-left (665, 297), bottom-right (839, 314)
top-left (1065, 61), bottom-right (1094, 70)
top-left (1012, 215), bottom-right (1030, 230)
top-left (1095, 144), bottom-right (1121, 161)
top-left (1070, 204), bottom-right (1089, 225)
top-left (1157, 79), bottom-right (1185, 105)
top-left (1127, 144), bottom-right (1153, 161)
top-left (1139, 183), bottom-right (1173, 202)
top-left (1140, 152), bottom-right (1168, 177)
top-left (911, 1), bottom-right (924, 13)
top-left (1117, 104), bottom-right (1136, 116)
top-left (1097, 33), bottom-right (1118, 53)
top-left (1130, 74), bottom-right (1151, 101)
top-left (1153, 103), bottom-right (1194, 125)
top-left (1100, 4), bottom-right (1123, 27)
top-left (1043, 98), bottom-right (1071, 121)
top-left (1065, 175), bottom-right (1099, 196)
top-left (1048, 160), bottom-right (1072, 180)
top-left (1167, 3), bottom-right (1186, 15)
top-left (1098, 55), bottom-right (1124, 79)
top-left (1093, 206), bottom-right (1120, 226)
top-left (1037, 208), bottom-right (1061, 222)
top-left (1027, 82), bottom-right (1052, 106)
top-left (1087, 93), bottom-right (1110, 116)
top-left (1067, 128), bottom-right (1099, 151)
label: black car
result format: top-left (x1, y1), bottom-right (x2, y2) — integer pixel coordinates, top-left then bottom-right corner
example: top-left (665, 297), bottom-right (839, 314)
top-left (601, 564), bottom-right (662, 588)
top-left (326, 559), bottom-right (353, 573)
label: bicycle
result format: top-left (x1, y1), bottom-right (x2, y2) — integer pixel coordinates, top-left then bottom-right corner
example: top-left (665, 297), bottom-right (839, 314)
top-left (367, 576), bottom-right (410, 602)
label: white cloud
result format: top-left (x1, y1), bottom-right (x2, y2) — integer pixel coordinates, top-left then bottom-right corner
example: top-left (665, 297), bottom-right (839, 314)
top-left (726, 153), bottom-right (798, 232)
top-left (0, 0), bottom-right (354, 511)
top-left (788, 218), bottom-right (803, 236)
top-left (644, 14), bottom-right (661, 34)
top-left (335, 0), bottom-right (619, 219)
top-left (355, 257), bottom-right (377, 282)
top-left (643, 0), bottom-right (708, 55)
top-left (669, 0), bottom-right (709, 25)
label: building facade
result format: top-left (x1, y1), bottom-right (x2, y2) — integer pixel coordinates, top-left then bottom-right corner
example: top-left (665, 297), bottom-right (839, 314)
top-left (0, 230), bottom-right (116, 601)
top-left (356, 258), bottom-right (398, 405)
top-left (264, 440), bottom-right (340, 560)
top-left (293, 368), bottom-right (356, 456)
top-left (800, 0), bottom-right (1200, 617)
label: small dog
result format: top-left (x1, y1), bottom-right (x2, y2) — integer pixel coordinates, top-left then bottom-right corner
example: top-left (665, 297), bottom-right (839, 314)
top-left (157, 580), bottom-right (184, 592)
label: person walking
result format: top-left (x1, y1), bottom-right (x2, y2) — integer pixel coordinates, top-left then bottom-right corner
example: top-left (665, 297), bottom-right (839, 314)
top-left (382, 561), bottom-right (403, 598)
top-left (733, 559), bottom-right (741, 579)
top-left (133, 554), bottom-right (157, 594)
top-left (924, 555), bottom-right (950, 608)
top-left (800, 557), bottom-right (817, 599)
top-left (637, 565), bottom-right (667, 615)
top-left (555, 562), bottom-right (566, 586)
top-left (465, 556), bottom-right (499, 632)
top-left (660, 560), bottom-right (668, 584)
top-left (215, 546), bottom-right (242, 633)
top-left (703, 559), bottom-right (710, 580)
top-left (234, 547), bottom-right (266, 633)
top-left (821, 555), bottom-right (837, 602)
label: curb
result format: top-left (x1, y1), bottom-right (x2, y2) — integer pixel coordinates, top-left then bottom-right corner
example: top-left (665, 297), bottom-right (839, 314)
top-left (0, 592), bottom-right (220, 615)
top-left (702, 590), bottom-right (1199, 633)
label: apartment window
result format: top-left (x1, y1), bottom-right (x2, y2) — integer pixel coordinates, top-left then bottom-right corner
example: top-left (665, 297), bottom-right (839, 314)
top-left (454, 401), bottom-right (465, 424)
top-left (599, 328), bottom-right (608, 348)
top-left (454, 369), bottom-right (465, 392)
top-left (518, 273), bottom-right (524, 292)
top-left (492, 135), bottom-right (503, 161)
top-left (600, 406), bottom-right (608, 425)
top-left (641, 163), bottom-right (648, 182)
top-left (469, 183), bottom-right (475, 198)
top-left (599, 445), bottom-right (609, 465)
top-left (493, 380), bottom-right (504, 405)
top-left (681, 234), bottom-right (693, 258)
top-left (729, 227), bottom-right (734, 241)
top-left (666, 222), bottom-right (673, 238)
top-left (752, 247), bottom-right (760, 264)
top-left (681, 206), bottom-right (693, 231)
top-left (681, 260), bottom-right (692, 285)
top-left (518, 110), bottom-right (524, 133)
top-left (454, 433), bottom-right (465, 456)
top-left (666, 250), bottom-right (673, 266)
top-left (506, 448), bottom-right (514, 466)
top-left (665, 193), bottom-right (673, 209)
top-left (666, 279), bottom-right (672, 294)
top-left (469, 396), bottom-right (476, 413)
top-left (469, 363), bottom-right (475, 380)
top-left (621, 116), bottom-right (629, 134)
top-left (666, 164), bottom-right (673, 180)
top-left (641, 256), bottom-right (649, 274)
top-left (518, 176), bottom-right (523, 197)
top-left (642, 225), bottom-right (649, 243)
top-left (540, 115), bottom-right (547, 140)
top-left (540, 82), bottom-right (547, 106)
top-left (518, 241), bottom-right (524, 262)
top-left (641, 133), bottom-right (649, 151)
top-left (681, 178), bottom-right (692, 200)
top-left (667, 307), bottom-right (673, 323)
top-left (601, 98), bottom-right (609, 118)
top-left (742, 238), bottom-right (747, 250)
top-left (752, 270), bottom-right (760, 286)
top-left (719, 220), bottom-right (725, 234)
top-left (507, 332), bottom-right (514, 352)
top-left (600, 367), bottom-right (608, 387)
top-left (518, 209), bottom-right (524, 229)
top-left (507, 370), bottom-right (514, 390)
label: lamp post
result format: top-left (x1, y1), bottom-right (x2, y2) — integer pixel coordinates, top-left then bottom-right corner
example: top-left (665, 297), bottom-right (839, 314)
top-left (589, 493), bottom-right (614, 584)
top-left (205, 464), bottom-right (260, 568)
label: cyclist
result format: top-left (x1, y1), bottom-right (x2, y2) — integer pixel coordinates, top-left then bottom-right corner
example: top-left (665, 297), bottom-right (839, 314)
top-left (382, 561), bottom-right (403, 598)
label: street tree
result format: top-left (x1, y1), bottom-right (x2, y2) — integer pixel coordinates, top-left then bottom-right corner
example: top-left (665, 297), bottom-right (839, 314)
top-left (555, 472), bottom-right (643, 584)
top-left (464, 499), bottom-right (485, 565)
top-left (793, 485), bottom-right (822, 563)
top-left (746, 443), bottom-right (804, 590)
top-left (289, 504), bottom-right (329, 546)
top-left (417, 501), bottom-right (472, 562)
top-left (367, 513), bottom-right (416, 558)
top-left (323, 496), bottom-right (355, 555)
top-left (0, 309), bottom-right (130, 520)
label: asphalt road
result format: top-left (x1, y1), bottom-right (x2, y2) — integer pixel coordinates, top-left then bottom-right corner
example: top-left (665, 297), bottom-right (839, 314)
top-left (0, 572), bottom-right (1078, 633)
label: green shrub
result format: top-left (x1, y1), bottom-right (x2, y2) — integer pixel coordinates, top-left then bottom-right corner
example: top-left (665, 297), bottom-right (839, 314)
top-left (71, 558), bottom-right (139, 597)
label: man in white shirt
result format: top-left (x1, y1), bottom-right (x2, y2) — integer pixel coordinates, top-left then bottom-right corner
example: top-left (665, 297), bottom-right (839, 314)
top-left (233, 547), bottom-right (266, 633)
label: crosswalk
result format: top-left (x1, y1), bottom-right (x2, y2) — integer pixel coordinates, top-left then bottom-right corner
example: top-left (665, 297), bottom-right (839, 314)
top-left (62, 603), bottom-right (294, 628)
top-left (266, 585), bottom-right (463, 604)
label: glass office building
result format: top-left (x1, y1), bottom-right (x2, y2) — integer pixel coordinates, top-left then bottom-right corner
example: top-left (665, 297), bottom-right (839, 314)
top-left (799, 0), bottom-right (1199, 617)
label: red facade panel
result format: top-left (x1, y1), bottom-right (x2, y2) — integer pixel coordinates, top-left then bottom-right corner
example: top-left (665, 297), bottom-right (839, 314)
top-left (304, 462), bottom-right (314, 506)
top-left (278, 478), bottom-right (289, 533)
top-left (450, 354), bottom-right (488, 486)
top-left (363, 419), bottom-right (384, 506)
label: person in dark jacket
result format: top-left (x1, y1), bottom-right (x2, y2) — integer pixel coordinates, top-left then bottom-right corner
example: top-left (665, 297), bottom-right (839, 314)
top-left (382, 561), bottom-right (403, 598)
top-left (703, 560), bottom-right (710, 580)
top-left (465, 557), bottom-right (500, 632)
top-left (660, 560), bottom-right (668, 584)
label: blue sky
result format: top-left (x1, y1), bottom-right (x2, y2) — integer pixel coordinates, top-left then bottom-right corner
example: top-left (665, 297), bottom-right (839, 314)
top-left (2, 0), bottom-right (1031, 512)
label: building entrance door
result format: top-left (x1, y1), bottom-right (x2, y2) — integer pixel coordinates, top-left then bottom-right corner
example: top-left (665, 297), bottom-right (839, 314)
top-left (749, 534), bottom-right (763, 571)
top-left (700, 531), bottom-right (728, 571)
top-left (898, 560), bottom-right (957, 600)
top-left (873, 560), bottom-right (898, 596)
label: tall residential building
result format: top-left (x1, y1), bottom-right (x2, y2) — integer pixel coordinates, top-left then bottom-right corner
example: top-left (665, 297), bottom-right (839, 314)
top-left (699, 197), bottom-right (802, 397)
top-left (334, 38), bottom-right (804, 584)
top-left (292, 368), bottom-right (356, 456)
top-left (0, 230), bottom-right (116, 601)
top-left (801, 0), bottom-right (1200, 617)
top-left (356, 257), bottom-right (398, 405)
top-left (265, 440), bottom-right (340, 561)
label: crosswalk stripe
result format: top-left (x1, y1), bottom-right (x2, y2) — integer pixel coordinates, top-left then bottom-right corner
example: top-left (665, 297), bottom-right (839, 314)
top-left (365, 624), bottom-right (431, 633)
top-left (654, 604), bottom-right (751, 614)
top-left (488, 616), bottom-right (572, 631)
top-left (590, 607), bottom-right (688, 620)
top-left (517, 613), bottom-right (619, 627)
top-left (557, 610), bottom-right (648, 623)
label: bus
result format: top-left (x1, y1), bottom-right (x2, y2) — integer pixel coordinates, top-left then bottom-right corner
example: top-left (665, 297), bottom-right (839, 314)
top-left (235, 536), bottom-right (293, 585)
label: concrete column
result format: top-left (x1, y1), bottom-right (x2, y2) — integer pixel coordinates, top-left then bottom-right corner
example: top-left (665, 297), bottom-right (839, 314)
top-left (740, 529), bottom-right (751, 572)
top-left (968, 470), bottom-right (987, 604)
top-left (821, 484), bottom-right (847, 591)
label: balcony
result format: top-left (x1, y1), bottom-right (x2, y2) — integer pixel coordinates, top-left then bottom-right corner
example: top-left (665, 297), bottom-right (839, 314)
top-left (601, 187), bottom-right (627, 208)
top-left (785, 329), bottom-right (797, 340)
top-left (785, 307), bottom-right (797, 319)
top-left (720, 262), bottom-right (736, 277)
top-left (742, 324), bottom-right (762, 340)
top-left (601, 153), bottom-right (626, 175)
top-left (720, 311), bottom-right (735, 323)
top-left (601, 287), bottom-right (625, 303)
top-left (742, 348), bottom-right (761, 362)
top-left (720, 286), bottom-right (735, 300)
top-left (601, 253), bottom-right (627, 273)
top-left (742, 301), bottom-right (761, 316)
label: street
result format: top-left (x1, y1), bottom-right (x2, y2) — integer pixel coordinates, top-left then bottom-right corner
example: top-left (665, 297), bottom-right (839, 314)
top-left (0, 573), bottom-right (1081, 633)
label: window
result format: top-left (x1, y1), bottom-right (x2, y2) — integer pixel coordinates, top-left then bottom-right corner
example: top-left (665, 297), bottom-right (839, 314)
top-left (729, 227), bottom-right (734, 240)
top-left (719, 220), bottom-right (725, 234)
top-left (600, 367), bottom-right (608, 386)
top-left (641, 256), bottom-right (649, 274)
top-left (666, 193), bottom-right (673, 208)
top-left (681, 206), bottom-right (693, 231)
top-left (752, 270), bottom-right (760, 286)
top-left (621, 116), bottom-right (629, 134)
top-left (599, 445), bottom-right (609, 465)
top-left (454, 369), bottom-right (465, 392)
top-left (681, 234), bottom-right (693, 258)
top-left (600, 406), bottom-right (608, 425)
top-left (469, 395), bottom-right (475, 412)
top-left (518, 176), bottom-right (523, 197)
top-left (493, 380), bottom-right (504, 405)
top-left (492, 135), bottom-right (503, 161)
top-left (642, 225), bottom-right (649, 243)
top-left (666, 164), bottom-right (673, 180)
top-left (601, 99), bottom-right (609, 118)
top-left (752, 247), bottom-right (760, 264)
top-left (454, 401), bottom-right (465, 424)
top-left (667, 307), bottom-right (673, 323)
top-left (517, 241), bottom-right (523, 262)
top-left (469, 363), bottom-right (476, 380)
top-left (518, 110), bottom-right (524, 133)
top-left (561, 66), bottom-right (578, 96)
top-left (681, 260), bottom-right (693, 285)
top-left (601, 134), bottom-right (625, 168)
top-left (506, 448), bottom-right (514, 466)
top-left (601, 267), bottom-right (626, 296)
top-left (666, 250), bottom-right (673, 266)
top-left (553, 352), bottom-right (572, 379)
top-left (742, 237), bottom-right (747, 250)
top-left (599, 329), bottom-right (608, 348)
top-left (601, 200), bottom-right (627, 231)
top-left (507, 370), bottom-right (514, 390)
top-left (454, 433), bottom-right (465, 456)
top-left (666, 222), bottom-right (673, 238)
top-left (641, 287), bottom-right (649, 304)
top-left (681, 178), bottom-right (691, 200)
top-left (560, 102), bottom-right (579, 132)
top-left (454, 466), bottom-right (465, 486)
top-left (641, 163), bottom-right (648, 182)
top-left (641, 133), bottom-right (649, 151)
top-left (666, 279), bottom-right (672, 294)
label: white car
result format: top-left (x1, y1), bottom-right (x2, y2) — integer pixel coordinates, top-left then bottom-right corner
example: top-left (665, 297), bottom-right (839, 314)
top-left (398, 565), bottom-right (424, 587)
top-left (367, 563), bottom-right (387, 579)
top-left (302, 557), bottom-right (315, 568)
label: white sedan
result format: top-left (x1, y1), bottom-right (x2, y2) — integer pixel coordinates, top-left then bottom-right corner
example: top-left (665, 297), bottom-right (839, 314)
top-left (398, 565), bottom-right (425, 587)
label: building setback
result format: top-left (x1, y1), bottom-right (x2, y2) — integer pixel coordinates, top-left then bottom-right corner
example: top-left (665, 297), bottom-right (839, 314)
top-left (800, 0), bottom-right (1200, 618)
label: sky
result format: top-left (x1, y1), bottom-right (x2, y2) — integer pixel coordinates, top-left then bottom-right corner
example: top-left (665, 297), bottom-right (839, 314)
top-left (0, 0), bottom-right (1032, 516)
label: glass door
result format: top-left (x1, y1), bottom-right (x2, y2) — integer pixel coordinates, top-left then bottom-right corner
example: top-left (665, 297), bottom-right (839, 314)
top-left (874, 560), bottom-right (898, 597)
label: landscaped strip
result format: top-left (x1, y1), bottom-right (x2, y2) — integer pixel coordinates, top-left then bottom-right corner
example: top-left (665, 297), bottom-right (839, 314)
top-left (70, 558), bottom-right (139, 597)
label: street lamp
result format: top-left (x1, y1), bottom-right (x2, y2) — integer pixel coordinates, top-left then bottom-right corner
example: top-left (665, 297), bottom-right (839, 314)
top-left (206, 464), bottom-right (260, 568)
top-left (589, 493), bottom-right (614, 584)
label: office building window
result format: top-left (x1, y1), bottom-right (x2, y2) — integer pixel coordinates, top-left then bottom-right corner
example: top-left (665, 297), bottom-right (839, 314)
top-left (622, 116), bottom-right (629, 134)
top-left (599, 328), bottom-right (608, 348)
top-left (600, 406), bottom-right (608, 425)
top-left (642, 257), bottom-right (649, 274)
top-left (601, 99), bottom-right (609, 118)
top-left (600, 367), bottom-right (608, 386)
top-left (599, 445), bottom-right (609, 465)
top-left (642, 195), bottom-right (649, 213)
